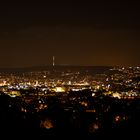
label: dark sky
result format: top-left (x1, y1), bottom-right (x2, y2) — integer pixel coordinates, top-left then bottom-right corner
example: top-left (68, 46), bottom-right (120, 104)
top-left (0, 1), bottom-right (140, 67)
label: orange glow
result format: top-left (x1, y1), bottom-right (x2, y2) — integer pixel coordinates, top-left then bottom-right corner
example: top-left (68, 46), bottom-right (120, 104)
top-left (115, 115), bottom-right (121, 122)
top-left (40, 118), bottom-right (53, 129)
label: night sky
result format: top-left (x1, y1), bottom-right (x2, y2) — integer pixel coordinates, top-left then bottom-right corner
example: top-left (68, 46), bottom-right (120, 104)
top-left (0, 1), bottom-right (140, 67)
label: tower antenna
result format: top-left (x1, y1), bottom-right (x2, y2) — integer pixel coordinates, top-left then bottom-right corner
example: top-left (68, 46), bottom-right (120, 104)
top-left (53, 56), bottom-right (55, 66)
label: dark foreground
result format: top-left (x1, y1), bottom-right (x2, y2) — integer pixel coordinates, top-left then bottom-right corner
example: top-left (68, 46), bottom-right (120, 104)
top-left (0, 93), bottom-right (140, 139)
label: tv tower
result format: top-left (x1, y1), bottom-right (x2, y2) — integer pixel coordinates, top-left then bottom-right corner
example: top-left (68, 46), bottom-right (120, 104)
top-left (53, 56), bottom-right (55, 66)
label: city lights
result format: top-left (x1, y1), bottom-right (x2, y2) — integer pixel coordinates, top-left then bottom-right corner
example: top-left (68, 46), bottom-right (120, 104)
top-left (0, 66), bottom-right (140, 138)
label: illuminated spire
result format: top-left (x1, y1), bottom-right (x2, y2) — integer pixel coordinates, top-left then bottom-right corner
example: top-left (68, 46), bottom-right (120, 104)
top-left (53, 56), bottom-right (55, 66)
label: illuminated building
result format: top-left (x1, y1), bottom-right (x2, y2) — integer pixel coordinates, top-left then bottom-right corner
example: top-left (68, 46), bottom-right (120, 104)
top-left (51, 86), bottom-right (66, 93)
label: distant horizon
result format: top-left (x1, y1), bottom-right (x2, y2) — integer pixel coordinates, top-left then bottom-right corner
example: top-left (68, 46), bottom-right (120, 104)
top-left (0, 64), bottom-right (139, 69)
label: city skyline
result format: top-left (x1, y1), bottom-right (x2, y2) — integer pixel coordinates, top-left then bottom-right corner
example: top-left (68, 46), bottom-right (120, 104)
top-left (0, 1), bottom-right (140, 67)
